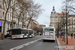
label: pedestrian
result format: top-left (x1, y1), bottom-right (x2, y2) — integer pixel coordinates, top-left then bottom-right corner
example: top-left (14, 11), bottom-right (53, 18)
top-left (71, 33), bottom-right (73, 39)
top-left (74, 33), bottom-right (75, 39)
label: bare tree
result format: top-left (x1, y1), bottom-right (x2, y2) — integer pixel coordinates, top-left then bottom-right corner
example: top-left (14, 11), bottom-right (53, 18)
top-left (17, 0), bottom-right (33, 28)
top-left (27, 3), bottom-right (43, 28)
top-left (2, 0), bottom-right (11, 39)
top-left (62, 0), bottom-right (75, 13)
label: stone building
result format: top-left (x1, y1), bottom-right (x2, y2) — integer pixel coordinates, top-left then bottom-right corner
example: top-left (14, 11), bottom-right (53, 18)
top-left (68, 15), bottom-right (75, 33)
top-left (0, 0), bottom-right (22, 36)
top-left (50, 6), bottom-right (75, 33)
top-left (27, 18), bottom-right (39, 29)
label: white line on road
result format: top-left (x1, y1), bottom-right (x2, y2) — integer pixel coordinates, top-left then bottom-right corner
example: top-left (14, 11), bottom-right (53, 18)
top-left (10, 38), bottom-right (42, 50)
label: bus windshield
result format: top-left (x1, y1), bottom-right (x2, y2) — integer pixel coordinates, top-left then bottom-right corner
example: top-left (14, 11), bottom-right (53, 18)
top-left (12, 29), bottom-right (21, 35)
top-left (49, 29), bottom-right (54, 31)
top-left (45, 28), bottom-right (54, 31)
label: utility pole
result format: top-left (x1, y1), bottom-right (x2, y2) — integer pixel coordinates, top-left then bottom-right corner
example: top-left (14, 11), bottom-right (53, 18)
top-left (66, 0), bottom-right (68, 44)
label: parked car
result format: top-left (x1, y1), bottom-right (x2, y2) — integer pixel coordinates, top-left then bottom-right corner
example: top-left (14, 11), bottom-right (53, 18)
top-left (4, 29), bottom-right (12, 38)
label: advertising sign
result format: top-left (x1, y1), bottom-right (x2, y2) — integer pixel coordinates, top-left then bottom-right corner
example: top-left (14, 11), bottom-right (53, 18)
top-left (0, 22), bottom-right (2, 26)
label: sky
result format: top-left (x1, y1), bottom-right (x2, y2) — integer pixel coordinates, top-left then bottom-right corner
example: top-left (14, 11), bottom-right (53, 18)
top-left (34, 0), bottom-right (63, 27)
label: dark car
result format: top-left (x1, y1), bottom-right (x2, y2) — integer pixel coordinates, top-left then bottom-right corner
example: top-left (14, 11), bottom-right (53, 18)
top-left (4, 29), bottom-right (12, 38)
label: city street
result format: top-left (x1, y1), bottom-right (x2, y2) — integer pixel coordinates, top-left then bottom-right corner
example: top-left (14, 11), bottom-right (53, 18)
top-left (0, 36), bottom-right (58, 50)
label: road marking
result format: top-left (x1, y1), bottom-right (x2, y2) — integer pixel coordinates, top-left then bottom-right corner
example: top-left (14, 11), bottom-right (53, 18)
top-left (10, 38), bottom-right (42, 50)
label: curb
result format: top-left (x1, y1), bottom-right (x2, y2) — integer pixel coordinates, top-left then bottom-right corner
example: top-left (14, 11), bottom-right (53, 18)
top-left (56, 37), bottom-right (63, 50)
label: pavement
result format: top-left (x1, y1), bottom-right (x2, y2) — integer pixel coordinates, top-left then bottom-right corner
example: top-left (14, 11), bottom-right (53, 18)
top-left (0, 35), bottom-right (58, 50)
top-left (58, 36), bottom-right (75, 50)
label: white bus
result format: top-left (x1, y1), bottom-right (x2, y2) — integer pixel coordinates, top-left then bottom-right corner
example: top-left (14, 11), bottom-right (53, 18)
top-left (11, 28), bottom-right (29, 39)
top-left (28, 29), bottom-right (34, 38)
top-left (43, 27), bottom-right (55, 41)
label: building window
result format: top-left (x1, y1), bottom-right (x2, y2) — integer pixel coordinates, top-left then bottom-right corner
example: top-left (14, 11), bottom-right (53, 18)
top-left (54, 18), bottom-right (56, 20)
top-left (3, 12), bottom-right (4, 17)
top-left (72, 26), bottom-right (73, 28)
top-left (69, 27), bottom-right (70, 29)
top-left (74, 19), bottom-right (75, 21)
top-left (3, 0), bottom-right (4, 7)
top-left (10, 14), bottom-right (11, 20)
top-left (12, 0), bottom-right (13, 4)
top-left (54, 24), bottom-right (56, 26)
top-left (69, 19), bottom-right (70, 22)
top-left (8, 14), bottom-right (9, 20)
top-left (74, 22), bottom-right (75, 24)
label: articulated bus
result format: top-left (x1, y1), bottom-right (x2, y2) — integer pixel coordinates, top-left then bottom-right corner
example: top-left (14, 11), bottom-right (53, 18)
top-left (43, 27), bottom-right (55, 41)
top-left (11, 28), bottom-right (29, 39)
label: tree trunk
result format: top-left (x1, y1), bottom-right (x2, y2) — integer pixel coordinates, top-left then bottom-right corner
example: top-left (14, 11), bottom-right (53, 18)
top-left (27, 17), bottom-right (32, 29)
top-left (18, 12), bottom-right (22, 27)
top-left (18, 18), bottom-right (20, 27)
top-left (22, 14), bottom-right (24, 28)
top-left (2, 0), bottom-right (11, 40)
top-left (11, 8), bottom-right (13, 29)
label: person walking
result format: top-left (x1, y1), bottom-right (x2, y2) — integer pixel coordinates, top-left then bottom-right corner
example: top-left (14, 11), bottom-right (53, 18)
top-left (71, 33), bottom-right (73, 39)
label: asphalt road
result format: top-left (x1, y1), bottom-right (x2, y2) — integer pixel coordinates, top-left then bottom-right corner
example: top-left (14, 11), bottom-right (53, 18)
top-left (0, 36), bottom-right (58, 50)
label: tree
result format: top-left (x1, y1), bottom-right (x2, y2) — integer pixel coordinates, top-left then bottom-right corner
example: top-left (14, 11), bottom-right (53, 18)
top-left (27, 2), bottom-right (43, 28)
top-left (33, 27), bottom-right (43, 35)
top-left (62, 0), bottom-right (75, 13)
top-left (17, 0), bottom-right (43, 28)
top-left (2, 0), bottom-right (11, 39)
top-left (10, 0), bottom-right (17, 28)
top-left (62, 0), bottom-right (71, 44)
top-left (17, 0), bottom-right (33, 28)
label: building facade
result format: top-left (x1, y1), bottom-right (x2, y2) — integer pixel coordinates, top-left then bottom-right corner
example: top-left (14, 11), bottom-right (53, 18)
top-left (0, 0), bottom-right (23, 36)
top-left (68, 15), bottom-right (75, 33)
top-left (0, 0), bottom-right (40, 38)
top-left (27, 18), bottom-right (39, 29)
top-left (39, 25), bottom-right (46, 28)
top-left (50, 6), bottom-right (75, 33)
top-left (50, 6), bottom-right (58, 29)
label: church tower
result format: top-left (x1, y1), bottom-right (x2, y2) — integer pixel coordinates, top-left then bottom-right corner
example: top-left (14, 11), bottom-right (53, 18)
top-left (50, 6), bottom-right (58, 28)
top-left (51, 6), bottom-right (56, 14)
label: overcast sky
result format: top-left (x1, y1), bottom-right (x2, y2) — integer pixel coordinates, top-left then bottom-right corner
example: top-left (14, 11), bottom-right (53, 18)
top-left (34, 0), bottom-right (63, 27)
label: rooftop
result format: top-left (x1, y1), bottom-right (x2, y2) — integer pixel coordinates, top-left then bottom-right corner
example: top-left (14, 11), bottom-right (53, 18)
top-left (57, 13), bottom-right (67, 15)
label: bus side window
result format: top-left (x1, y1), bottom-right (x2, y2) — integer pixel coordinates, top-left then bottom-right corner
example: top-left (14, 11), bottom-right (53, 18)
top-left (21, 30), bottom-right (24, 34)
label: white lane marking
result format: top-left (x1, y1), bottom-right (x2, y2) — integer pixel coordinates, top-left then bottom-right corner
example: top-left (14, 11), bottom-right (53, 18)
top-left (10, 38), bottom-right (42, 50)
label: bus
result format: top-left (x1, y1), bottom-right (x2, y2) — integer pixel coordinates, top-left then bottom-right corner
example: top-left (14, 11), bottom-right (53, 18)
top-left (43, 27), bottom-right (55, 41)
top-left (28, 29), bottom-right (34, 38)
top-left (11, 28), bottom-right (29, 39)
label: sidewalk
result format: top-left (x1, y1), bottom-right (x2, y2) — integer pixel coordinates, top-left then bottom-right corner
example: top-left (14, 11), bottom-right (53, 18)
top-left (58, 36), bottom-right (75, 50)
